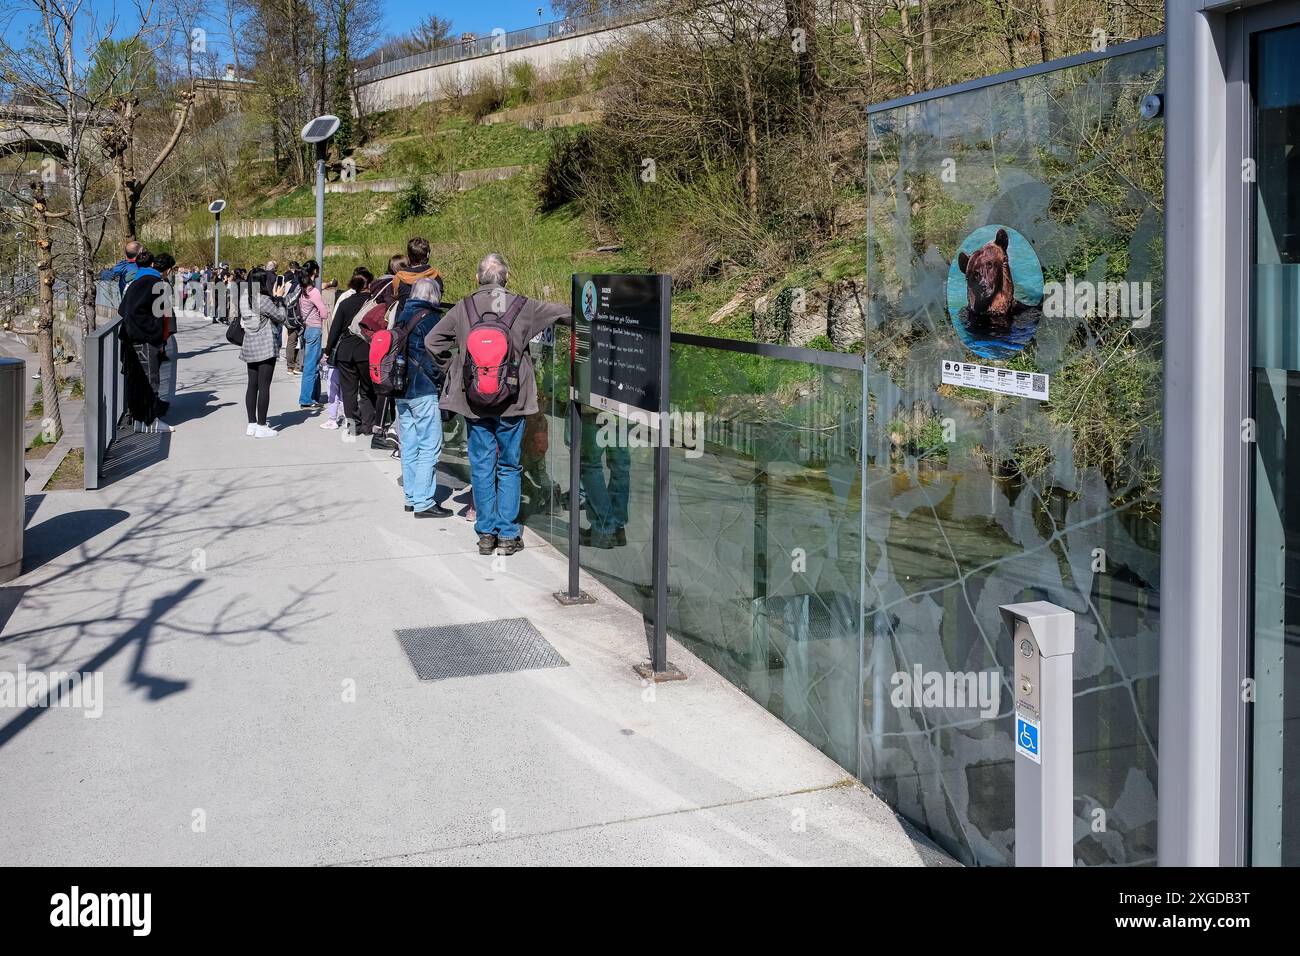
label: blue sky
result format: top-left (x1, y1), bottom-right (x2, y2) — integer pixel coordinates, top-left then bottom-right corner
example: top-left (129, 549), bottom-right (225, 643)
top-left (381, 1), bottom-right (561, 40)
top-left (2, 2), bottom-right (568, 63)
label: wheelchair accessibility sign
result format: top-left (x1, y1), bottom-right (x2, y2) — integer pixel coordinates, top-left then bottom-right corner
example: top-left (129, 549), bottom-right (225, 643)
top-left (1016, 714), bottom-right (1041, 764)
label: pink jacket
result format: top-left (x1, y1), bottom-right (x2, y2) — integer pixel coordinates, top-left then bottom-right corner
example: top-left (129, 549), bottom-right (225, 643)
top-left (300, 286), bottom-right (328, 329)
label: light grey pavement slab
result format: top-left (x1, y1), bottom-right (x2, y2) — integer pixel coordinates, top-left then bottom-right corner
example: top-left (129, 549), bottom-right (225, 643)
top-left (0, 311), bottom-right (950, 867)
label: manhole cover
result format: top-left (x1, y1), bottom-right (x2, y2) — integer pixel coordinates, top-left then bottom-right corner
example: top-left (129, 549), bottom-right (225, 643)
top-left (395, 617), bottom-right (569, 681)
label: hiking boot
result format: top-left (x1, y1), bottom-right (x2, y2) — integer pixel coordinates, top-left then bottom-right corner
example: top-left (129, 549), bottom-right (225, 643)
top-left (579, 528), bottom-right (616, 550)
top-left (477, 533), bottom-right (498, 556)
top-left (496, 537), bottom-right (524, 556)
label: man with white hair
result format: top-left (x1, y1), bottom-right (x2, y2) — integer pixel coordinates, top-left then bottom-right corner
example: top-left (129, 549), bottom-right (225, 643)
top-left (107, 239), bottom-right (142, 293)
top-left (426, 252), bottom-right (569, 556)
top-left (393, 276), bottom-right (452, 518)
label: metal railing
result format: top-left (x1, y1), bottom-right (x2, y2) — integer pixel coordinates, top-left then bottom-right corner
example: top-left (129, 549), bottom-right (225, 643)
top-left (83, 281), bottom-right (125, 490)
top-left (1, 355), bottom-right (24, 582)
top-left (354, 4), bottom-right (650, 83)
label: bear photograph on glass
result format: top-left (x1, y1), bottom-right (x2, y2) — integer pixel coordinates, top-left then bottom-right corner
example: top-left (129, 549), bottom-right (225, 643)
top-left (947, 225), bottom-right (1046, 360)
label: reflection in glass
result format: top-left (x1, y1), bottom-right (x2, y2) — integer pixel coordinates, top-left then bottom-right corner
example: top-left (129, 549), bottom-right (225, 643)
top-left (665, 346), bottom-right (863, 770)
top-left (865, 48), bottom-right (1164, 865)
top-left (580, 410), bottom-right (632, 548)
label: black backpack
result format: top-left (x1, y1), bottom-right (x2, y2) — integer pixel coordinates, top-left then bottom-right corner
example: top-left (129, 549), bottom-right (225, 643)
top-left (284, 278), bottom-right (304, 330)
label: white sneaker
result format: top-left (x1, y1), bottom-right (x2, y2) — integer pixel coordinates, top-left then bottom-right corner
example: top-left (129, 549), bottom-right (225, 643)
top-left (246, 423), bottom-right (257, 436)
top-left (151, 419), bottom-right (175, 433)
top-left (253, 425), bottom-right (278, 439)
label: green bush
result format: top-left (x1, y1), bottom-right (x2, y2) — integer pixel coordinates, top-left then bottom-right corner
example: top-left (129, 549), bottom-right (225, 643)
top-left (535, 127), bottom-right (592, 213)
top-left (504, 62), bottom-right (538, 107)
top-left (464, 76), bottom-right (506, 121)
top-left (391, 177), bottom-right (445, 222)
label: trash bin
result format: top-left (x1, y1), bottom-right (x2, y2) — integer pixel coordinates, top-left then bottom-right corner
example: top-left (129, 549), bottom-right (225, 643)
top-left (1, 356), bottom-right (24, 583)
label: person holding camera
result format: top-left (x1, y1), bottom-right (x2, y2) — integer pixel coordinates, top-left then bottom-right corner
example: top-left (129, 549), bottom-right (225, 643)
top-left (282, 261), bottom-right (304, 374)
top-left (238, 267), bottom-right (288, 439)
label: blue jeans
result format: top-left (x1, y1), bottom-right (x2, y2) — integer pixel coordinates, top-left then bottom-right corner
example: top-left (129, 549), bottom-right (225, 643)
top-left (467, 415), bottom-right (525, 540)
top-left (580, 415), bottom-right (631, 535)
top-left (298, 327), bottom-right (322, 405)
top-left (396, 392), bottom-right (444, 513)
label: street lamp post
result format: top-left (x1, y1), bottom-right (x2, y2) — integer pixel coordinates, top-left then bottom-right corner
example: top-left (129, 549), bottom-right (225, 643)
top-left (208, 199), bottom-right (226, 267)
top-left (300, 115), bottom-right (340, 289)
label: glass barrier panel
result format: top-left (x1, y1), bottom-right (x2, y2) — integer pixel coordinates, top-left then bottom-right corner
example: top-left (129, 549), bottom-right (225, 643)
top-left (864, 46), bottom-right (1164, 866)
top-left (664, 343), bottom-right (864, 770)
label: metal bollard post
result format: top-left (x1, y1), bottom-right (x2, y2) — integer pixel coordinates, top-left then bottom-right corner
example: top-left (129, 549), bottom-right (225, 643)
top-left (1, 356), bottom-right (25, 583)
top-left (1000, 601), bottom-right (1075, 866)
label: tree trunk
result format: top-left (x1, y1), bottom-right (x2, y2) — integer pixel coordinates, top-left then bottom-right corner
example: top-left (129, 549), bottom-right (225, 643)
top-left (30, 181), bottom-right (63, 445)
top-left (1036, 0), bottom-right (1056, 63)
top-left (898, 1), bottom-right (917, 96)
top-left (995, 0), bottom-right (1018, 68)
top-left (786, 0), bottom-right (821, 125)
top-left (919, 0), bottom-right (936, 87)
top-left (739, 59), bottom-right (760, 217)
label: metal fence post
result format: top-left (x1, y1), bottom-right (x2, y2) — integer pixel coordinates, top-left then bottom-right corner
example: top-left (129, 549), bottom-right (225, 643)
top-left (1, 356), bottom-right (25, 582)
top-left (1001, 601), bottom-right (1075, 866)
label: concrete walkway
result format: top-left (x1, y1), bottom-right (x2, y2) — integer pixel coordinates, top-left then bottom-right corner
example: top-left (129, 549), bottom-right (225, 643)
top-left (1, 311), bottom-right (949, 866)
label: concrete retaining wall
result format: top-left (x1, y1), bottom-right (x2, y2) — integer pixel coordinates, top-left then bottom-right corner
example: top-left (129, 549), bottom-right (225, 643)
top-left (355, 22), bottom-right (642, 113)
top-left (143, 217), bottom-right (313, 241)
top-left (217, 218), bottom-right (314, 239)
top-left (481, 93), bottom-right (605, 127)
top-left (322, 165), bottom-right (528, 195)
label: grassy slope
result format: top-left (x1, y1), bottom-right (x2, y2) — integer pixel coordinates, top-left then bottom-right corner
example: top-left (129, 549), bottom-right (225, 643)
top-left (164, 100), bottom-right (852, 339)
top-left (180, 110), bottom-right (617, 304)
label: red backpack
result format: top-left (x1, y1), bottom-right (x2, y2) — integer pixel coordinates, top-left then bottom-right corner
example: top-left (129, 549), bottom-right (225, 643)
top-left (369, 307), bottom-right (431, 396)
top-left (463, 292), bottom-right (527, 408)
top-left (357, 296), bottom-right (396, 340)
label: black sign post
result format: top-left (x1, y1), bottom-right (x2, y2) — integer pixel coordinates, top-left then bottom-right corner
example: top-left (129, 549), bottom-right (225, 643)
top-left (557, 273), bottom-right (683, 681)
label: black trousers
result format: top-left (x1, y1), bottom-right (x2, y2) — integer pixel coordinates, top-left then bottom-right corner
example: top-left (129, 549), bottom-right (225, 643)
top-left (245, 358), bottom-right (275, 425)
top-left (285, 326), bottom-right (302, 370)
top-left (336, 358), bottom-right (378, 434)
top-left (123, 341), bottom-right (167, 425)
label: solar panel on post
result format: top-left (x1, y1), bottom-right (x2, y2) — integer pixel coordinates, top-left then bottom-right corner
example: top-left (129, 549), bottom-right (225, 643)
top-left (300, 115), bottom-right (339, 144)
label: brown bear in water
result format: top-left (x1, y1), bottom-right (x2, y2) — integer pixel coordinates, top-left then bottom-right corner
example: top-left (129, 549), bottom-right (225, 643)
top-left (957, 227), bottom-right (1015, 322)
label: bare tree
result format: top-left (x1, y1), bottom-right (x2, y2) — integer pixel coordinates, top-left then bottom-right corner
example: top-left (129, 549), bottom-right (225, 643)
top-left (4, 179), bottom-right (69, 442)
top-left (99, 87), bottom-right (197, 241)
top-left (0, 0), bottom-right (114, 336)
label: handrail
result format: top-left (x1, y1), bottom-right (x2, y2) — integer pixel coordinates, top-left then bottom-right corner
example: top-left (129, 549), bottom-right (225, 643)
top-left (671, 331), bottom-right (864, 370)
top-left (865, 33), bottom-right (1164, 115)
top-left (354, 4), bottom-right (651, 84)
top-left (83, 282), bottom-right (124, 490)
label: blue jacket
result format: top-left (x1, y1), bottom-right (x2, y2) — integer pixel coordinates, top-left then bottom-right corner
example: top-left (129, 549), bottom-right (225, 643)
top-left (109, 258), bottom-right (138, 292)
top-left (397, 297), bottom-right (444, 400)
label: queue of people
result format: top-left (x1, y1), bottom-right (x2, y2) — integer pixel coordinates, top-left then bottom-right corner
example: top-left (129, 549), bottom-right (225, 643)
top-left (212, 239), bottom-right (570, 557)
top-left (104, 236), bottom-right (626, 557)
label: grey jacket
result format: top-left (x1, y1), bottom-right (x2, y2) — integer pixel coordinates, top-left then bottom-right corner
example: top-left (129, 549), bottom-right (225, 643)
top-left (239, 295), bottom-right (286, 364)
top-left (426, 283), bottom-right (568, 420)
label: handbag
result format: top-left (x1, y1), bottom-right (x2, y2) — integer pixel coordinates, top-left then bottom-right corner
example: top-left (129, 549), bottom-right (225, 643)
top-left (226, 318), bottom-right (245, 347)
